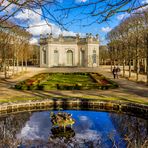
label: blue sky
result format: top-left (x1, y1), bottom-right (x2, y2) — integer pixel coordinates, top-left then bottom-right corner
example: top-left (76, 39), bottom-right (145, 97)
top-left (17, 110), bottom-right (127, 147)
top-left (1, 0), bottom-right (148, 44)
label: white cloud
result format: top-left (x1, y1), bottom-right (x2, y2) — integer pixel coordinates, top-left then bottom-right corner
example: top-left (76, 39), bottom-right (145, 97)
top-left (142, 0), bottom-right (148, 4)
top-left (134, 0), bottom-right (148, 12)
top-left (116, 2), bottom-right (148, 18)
top-left (27, 21), bottom-right (77, 37)
top-left (15, 8), bottom-right (78, 44)
top-left (17, 112), bottom-right (51, 140)
top-left (76, 0), bottom-right (87, 3)
top-left (99, 36), bottom-right (107, 45)
top-left (117, 13), bottom-right (129, 20)
top-left (15, 9), bottom-right (42, 24)
top-left (101, 27), bottom-right (112, 33)
top-left (62, 30), bottom-right (76, 36)
top-left (75, 129), bottom-right (101, 147)
top-left (29, 38), bottom-right (38, 44)
top-left (135, 5), bottom-right (148, 12)
top-left (27, 21), bottom-right (51, 36)
top-left (79, 116), bottom-right (88, 121)
top-left (1, 0), bottom-right (17, 13)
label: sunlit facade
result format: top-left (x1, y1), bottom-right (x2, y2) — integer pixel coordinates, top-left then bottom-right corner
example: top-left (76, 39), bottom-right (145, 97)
top-left (40, 34), bottom-right (99, 67)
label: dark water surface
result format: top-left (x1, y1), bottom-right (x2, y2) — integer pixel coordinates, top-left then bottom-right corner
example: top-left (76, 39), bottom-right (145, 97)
top-left (0, 110), bottom-right (147, 148)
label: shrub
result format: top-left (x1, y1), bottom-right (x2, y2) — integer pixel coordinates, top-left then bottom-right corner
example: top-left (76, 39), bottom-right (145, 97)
top-left (37, 84), bottom-right (44, 90)
top-left (21, 85), bottom-right (28, 90)
top-left (15, 84), bottom-right (22, 90)
top-left (14, 72), bottom-right (119, 91)
top-left (43, 84), bottom-right (56, 90)
top-left (28, 85), bottom-right (38, 90)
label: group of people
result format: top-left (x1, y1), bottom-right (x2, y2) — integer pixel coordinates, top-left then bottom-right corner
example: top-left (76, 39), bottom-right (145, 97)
top-left (112, 66), bottom-right (121, 79)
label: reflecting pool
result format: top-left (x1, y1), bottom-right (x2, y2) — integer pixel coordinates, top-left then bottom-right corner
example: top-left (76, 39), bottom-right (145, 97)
top-left (0, 110), bottom-right (147, 148)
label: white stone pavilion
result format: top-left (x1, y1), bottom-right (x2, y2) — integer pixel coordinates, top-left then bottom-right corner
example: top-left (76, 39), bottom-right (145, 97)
top-left (40, 34), bottom-right (99, 67)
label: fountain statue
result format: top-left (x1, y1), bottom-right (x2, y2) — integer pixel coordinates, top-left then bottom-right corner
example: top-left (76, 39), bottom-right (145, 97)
top-left (50, 112), bottom-right (75, 129)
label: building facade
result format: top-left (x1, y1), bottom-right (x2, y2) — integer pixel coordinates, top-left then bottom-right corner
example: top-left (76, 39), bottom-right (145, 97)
top-left (40, 34), bottom-right (99, 67)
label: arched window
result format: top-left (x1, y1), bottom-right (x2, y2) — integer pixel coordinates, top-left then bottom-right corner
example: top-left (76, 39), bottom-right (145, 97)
top-left (67, 50), bottom-right (73, 66)
top-left (92, 50), bottom-right (96, 64)
top-left (54, 50), bottom-right (59, 66)
top-left (42, 48), bottom-right (46, 64)
top-left (93, 50), bottom-right (96, 54)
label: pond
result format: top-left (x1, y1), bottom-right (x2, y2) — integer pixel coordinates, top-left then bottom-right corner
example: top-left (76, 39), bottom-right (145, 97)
top-left (0, 110), bottom-right (147, 148)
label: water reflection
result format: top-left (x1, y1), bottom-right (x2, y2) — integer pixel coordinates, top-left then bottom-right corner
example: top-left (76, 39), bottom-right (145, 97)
top-left (51, 127), bottom-right (75, 139)
top-left (0, 110), bottom-right (147, 148)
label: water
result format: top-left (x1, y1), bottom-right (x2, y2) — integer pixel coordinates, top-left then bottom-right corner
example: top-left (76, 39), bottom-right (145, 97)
top-left (0, 110), bottom-right (147, 148)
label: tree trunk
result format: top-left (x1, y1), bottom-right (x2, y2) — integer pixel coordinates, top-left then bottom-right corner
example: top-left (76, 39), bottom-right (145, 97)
top-left (136, 58), bottom-right (139, 82)
top-left (144, 58), bottom-right (147, 73)
top-left (4, 49), bottom-right (7, 79)
top-left (7, 58), bottom-right (10, 77)
top-left (25, 55), bottom-right (27, 71)
top-left (111, 60), bottom-right (113, 72)
top-left (13, 53), bottom-right (15, 75)
top-left (146, 35), bottom-right (148, 85)
top-left (21, 56), bottom-right (24, 72)
top-left (4, 61), bottom-right (7, 79)
top-left (129, 59), bottom-right (131, 78)
top-left (135, 37), bottom-right (139, 82)
top-left (122, 59), bottom-right (125, 77)
top-left (16, 56), bottom-right (19, 73)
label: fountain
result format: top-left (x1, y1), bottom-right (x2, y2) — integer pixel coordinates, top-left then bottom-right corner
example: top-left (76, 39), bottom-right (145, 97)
top-left (50, 112), bottom-right (75, 129)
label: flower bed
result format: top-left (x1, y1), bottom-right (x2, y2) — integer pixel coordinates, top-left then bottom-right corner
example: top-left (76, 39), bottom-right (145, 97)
top-left (89, 73), bottom-right (118, 89)
top-left (15, 73), bottom-right (49, 90)
top-left (14, 73), bottom-right (118, 90)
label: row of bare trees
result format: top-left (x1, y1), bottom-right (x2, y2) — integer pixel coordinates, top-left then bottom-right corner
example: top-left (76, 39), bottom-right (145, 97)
top-left (0, 21), bottom-right (39, 79)
top-left (106, 9), bottom-right (148, 84)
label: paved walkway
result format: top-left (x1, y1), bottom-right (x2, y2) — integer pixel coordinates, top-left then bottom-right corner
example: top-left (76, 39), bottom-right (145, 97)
top-left (0, 66), bottom-right (148, 105)
top-left (99, 68), bottom-right (148, 98)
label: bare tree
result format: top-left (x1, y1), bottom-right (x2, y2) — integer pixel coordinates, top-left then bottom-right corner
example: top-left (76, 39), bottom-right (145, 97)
top-left (0, 21), bottom-right (31, 78)
top-left (142, 10), bottom-right (148, 85)
top-left (107, 10), bottom-right (148, 83)
top-left (99, 45), bottom-right (109, 65)
top-left (0, 0), bottom-right (148, 29)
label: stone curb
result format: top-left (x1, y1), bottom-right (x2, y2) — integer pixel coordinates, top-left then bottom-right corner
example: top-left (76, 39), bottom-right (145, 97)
top-left (0, 99), bottom-right (147, 119)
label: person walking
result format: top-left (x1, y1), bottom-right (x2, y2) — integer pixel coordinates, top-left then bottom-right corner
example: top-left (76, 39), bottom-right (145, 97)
top-left (112, 66), bottom-right (116, 79)
top-left (116, 66), bottom-right (121, 79)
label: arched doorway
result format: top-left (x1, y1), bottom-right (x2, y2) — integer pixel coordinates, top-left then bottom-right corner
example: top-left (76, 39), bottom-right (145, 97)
top-left (42, 48), bottom-right (46, 64)
top-left (80, 50), bottom-right (85, 67)
top-left (54, 50), bottom-right (59, 66)
top-left (92, 50), bottom-right (96, 64)
top-left (67, 50), bottom-right (73, 66)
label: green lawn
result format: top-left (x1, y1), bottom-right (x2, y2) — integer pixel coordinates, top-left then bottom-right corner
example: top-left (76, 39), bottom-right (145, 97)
top-left (44, 73), bottom-right (94, 84)
top-left (15, 73), bottom-right (118, 90)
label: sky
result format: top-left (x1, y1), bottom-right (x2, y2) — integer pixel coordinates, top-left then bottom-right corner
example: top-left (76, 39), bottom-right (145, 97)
top-left (1, 0), bottom-right (148, 45)
top-left (17, 110), bottom-right (126, 147)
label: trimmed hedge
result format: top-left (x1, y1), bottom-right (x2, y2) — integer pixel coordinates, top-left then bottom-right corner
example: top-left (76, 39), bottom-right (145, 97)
top-left (14, 73), bottom-right (118, 90)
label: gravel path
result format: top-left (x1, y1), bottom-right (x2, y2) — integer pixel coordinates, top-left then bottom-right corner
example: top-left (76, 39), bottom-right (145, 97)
top-left (0, 66), bottom-right (147, 105)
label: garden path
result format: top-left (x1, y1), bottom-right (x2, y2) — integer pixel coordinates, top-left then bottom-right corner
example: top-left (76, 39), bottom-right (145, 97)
top-left (0, 66), bottom-right (147, 105)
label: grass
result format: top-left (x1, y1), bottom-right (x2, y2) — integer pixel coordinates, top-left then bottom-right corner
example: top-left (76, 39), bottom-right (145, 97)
top-left (14, 73), bottom-right (118, 90)
top-left (44, 73), bottom-right (92, 84)
top-left (0, 97), bottom-right (42, 103)
top-left (2, 72), bottom-right (147, 105)
top-left (41, 73), bottom-right (96, 90)
top-left (0, 95), bottom-right (147, 105)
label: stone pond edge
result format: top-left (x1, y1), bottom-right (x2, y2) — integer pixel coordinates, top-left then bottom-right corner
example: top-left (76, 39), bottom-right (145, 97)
top-left (0, 99), bottom-right (147, 119)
